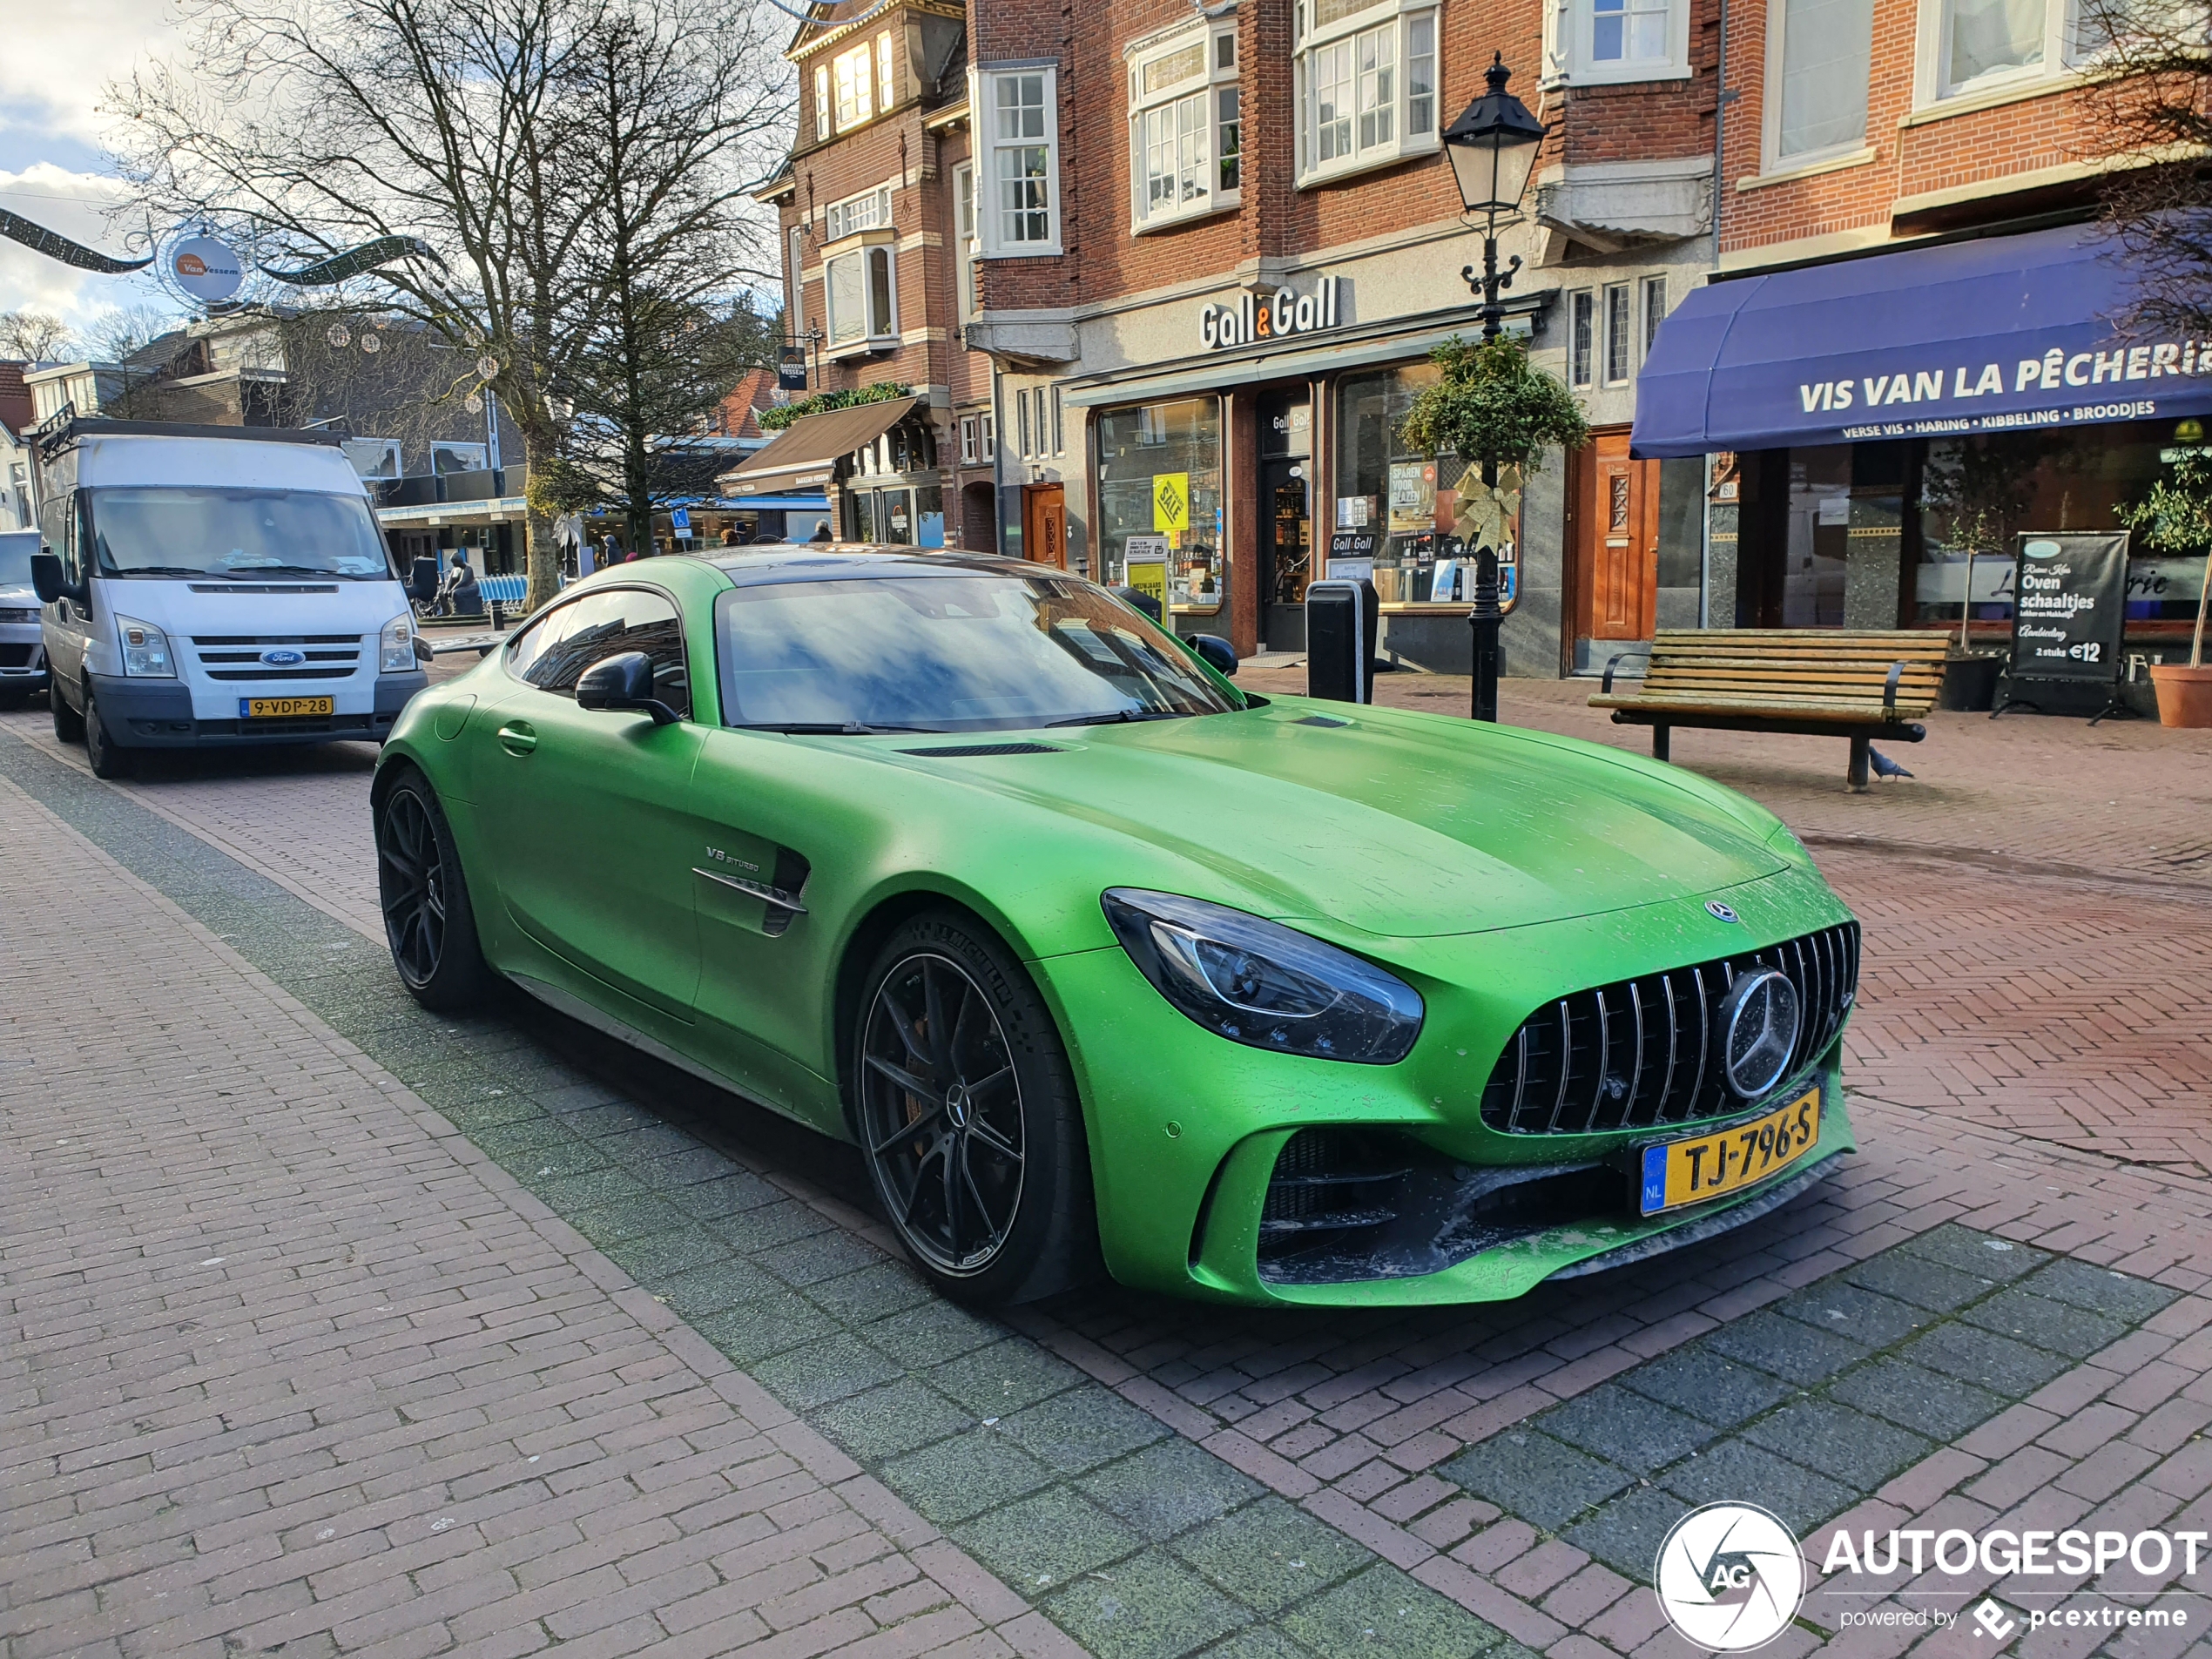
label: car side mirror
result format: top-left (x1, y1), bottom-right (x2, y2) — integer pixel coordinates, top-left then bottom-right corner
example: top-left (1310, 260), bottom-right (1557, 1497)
top-left (413, 635), bottom-right (435, 664)
top-left (30, 551), bottom-right (78, 606)
top-left (575, 650), bottom-right (680, 725)
top-left (1190, 634), bottom-right (1238, 677)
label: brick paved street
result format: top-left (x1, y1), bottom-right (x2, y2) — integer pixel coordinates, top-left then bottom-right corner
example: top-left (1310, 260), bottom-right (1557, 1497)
top-left (3, 672), bottom-right (2210, 1659)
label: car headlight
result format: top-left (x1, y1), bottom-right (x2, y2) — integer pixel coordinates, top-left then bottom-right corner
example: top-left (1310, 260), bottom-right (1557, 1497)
top-left (380, 613), bottom-right (416, 673)
top-left (1101, 888), bottom-right (1424, 1064)
top-left (116, 615), bottom-right (174, 678)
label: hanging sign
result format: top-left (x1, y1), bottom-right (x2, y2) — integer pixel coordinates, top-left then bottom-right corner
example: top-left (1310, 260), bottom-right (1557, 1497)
top-left (170, 234), bottom-right (244, 302)
top-left (1151, 472), bottom-right (1190, 535)
top-left (2006, 530), bottom-right (2129, 686)
top-left (779, 347), bottom-right (808, 392)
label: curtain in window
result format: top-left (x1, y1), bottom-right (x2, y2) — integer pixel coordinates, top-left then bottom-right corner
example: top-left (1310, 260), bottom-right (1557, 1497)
top-left (1946, 0), bottom-right (2042, 84)
top-left (1778, 0), bottom-right (1873, 156)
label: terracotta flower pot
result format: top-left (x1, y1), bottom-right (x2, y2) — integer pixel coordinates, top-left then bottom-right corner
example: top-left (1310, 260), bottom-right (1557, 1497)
top-left (2148, 663), bottom-right (2212, 728)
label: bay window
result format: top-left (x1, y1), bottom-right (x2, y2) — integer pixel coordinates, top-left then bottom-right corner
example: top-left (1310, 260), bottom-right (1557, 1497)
top-left (824, 237), bottom-right (897, 354)
top-left (1295, 0), bottom-right (1439, 186)
top-left (824, 182), bottom-right (892, 242)
top-left (979, 67), bottom-right (1061, 255)
top-left (1544, 0), bottom-right (1690, 83)
top-left (1128, 25), bottom-right (1241, 230)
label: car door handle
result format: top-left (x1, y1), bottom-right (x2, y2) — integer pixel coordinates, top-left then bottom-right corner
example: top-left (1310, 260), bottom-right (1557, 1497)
top-left (496, 719), bottom-right (537, 756)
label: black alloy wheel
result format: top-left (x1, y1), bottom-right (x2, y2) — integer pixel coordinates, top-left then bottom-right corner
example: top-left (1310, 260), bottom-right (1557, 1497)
top-left (860, 951), bottom-right (1027, 1276)
top-left (374, 770), bottom-right (489, 1009)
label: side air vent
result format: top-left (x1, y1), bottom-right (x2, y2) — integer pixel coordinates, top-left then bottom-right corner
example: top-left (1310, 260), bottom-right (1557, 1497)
top-left (898, 742), bottom-right (1064, 757)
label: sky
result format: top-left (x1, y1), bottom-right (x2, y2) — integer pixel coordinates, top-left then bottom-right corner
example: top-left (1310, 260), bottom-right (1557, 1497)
top-left (0, 0), bottom-right (182, 331)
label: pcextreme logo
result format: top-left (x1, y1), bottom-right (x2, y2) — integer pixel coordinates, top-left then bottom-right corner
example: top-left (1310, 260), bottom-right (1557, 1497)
top-left (1655, 1503), bottom-right (1806, 1652)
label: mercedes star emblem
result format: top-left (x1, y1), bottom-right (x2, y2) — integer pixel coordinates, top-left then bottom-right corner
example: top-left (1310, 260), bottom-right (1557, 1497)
top-left (1705, 900), bottom-right (1740, 924)
top-left (1716, 968), bottom-right (1801, 1099)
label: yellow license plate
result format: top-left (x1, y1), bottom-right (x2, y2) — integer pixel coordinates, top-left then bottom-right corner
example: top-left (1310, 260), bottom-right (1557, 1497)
top-left (1637, 1087), bottom-right (1820, 1215)
top-left (239, 696), bottom-right (334, 719)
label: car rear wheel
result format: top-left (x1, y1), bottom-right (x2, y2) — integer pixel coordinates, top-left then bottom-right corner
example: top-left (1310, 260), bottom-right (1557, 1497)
top-left (853, 911), bottom-right (1099, 1305)
top-left (82, 686), bottom-right (131, 779)
top-left (376, 769), bottom-right (489, 1010)
top-left (51, 678), bottom-right (84, 743)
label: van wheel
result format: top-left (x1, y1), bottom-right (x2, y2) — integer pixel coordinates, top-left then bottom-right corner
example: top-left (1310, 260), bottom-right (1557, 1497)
top-left (375, 768), bottom-right (489, 1010)
top-left (51, 678), bottom-right (84, 743)
top-left (82, 687), bottom-right (132, 779)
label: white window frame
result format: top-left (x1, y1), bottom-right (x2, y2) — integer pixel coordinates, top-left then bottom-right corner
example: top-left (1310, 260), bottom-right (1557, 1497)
top-left (1915, 0), bottom-right (2092, 105)
top-left (981, 412), bottom-right (996, 460)
top-left (833, 43), bottom-right (874, 130)
top-left (1543, 0), bottom-right (1692, 84)
top-left (822, 233), bottom-right (898, 356)
top-left (788, 226), bottom-right (807, 338)
top-left (1294, 0), bottom-right (1440, 188)
top-left (824, 182), bottom-right (894, 243)
top-left (961, 415), bottom-right (981, 465)
top-left (1762, 0), bottom-right (1875, 165)
top-left (1127, 24), bottom-right (1241, 233)
top-left (876, 30), bottom-right (898, 111)
top-left (974, 65), bottom-right (1062, 256)
top-left (813, 65), bottom-right (832, 141)
top-left (953, 163), bottom-right (978, 322)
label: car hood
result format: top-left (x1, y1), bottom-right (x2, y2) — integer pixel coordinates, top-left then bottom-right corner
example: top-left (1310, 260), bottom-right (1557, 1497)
top-left (888, 699), bottom-right (1792, 939)
top-left (0, 583), bottom-right (34, 607)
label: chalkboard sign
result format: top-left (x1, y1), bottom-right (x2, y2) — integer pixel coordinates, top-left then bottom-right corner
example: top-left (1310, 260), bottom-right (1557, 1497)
top-left (2006, 530), bottom-right (2129, 688)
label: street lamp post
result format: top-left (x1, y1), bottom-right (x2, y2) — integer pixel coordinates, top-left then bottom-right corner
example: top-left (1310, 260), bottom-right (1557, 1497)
top-left (1442, 54), bottom-right (1545, 722)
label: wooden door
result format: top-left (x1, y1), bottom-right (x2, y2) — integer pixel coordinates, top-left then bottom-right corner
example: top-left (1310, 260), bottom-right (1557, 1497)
top-left (1022, 484), bottom-right (1066, 569)
top-left (1573, 428), bottom-right (1658, 641)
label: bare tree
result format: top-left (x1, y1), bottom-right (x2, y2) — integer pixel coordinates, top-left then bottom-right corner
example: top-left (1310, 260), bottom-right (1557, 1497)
top-left (0, 309), bottom-right (78, 361)
top-left (112, 0), bottom-right (789, 610)
top-left (2073, 0), bottom-right (2212, 336)
top-left (80, 304), bottom-right (188, 362)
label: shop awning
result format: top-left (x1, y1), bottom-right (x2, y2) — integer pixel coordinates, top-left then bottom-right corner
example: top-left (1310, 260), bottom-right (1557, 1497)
top-left (1631, 223), bottom-right (2212, 458)
top-left (718, 395), bottom-right (923, 495)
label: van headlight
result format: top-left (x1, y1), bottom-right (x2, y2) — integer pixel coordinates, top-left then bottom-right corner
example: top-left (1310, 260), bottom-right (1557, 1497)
top-left (1102, 888), bottom-right (1424, 1064)
top-left (380, 614), bottom-right (416, 673)
top-left (116, 616), bottom-right (175, 678)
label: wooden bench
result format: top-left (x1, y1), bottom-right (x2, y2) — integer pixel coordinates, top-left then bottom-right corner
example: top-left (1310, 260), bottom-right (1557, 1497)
top-left (1588, 630), bottom-right (1952, 789)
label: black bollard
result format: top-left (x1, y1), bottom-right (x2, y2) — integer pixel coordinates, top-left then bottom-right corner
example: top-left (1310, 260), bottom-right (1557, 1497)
top-left (1469, 546), bottom-right (1501, 723)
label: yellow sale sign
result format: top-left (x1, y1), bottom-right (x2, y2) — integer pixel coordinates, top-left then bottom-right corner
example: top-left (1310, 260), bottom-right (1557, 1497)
top-left (1152, 472), bottom-right (1190, 535)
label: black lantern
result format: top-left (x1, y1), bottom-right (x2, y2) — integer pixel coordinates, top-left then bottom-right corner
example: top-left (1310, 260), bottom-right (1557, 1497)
top-left (1442, 53), bottom-right (1546, 221)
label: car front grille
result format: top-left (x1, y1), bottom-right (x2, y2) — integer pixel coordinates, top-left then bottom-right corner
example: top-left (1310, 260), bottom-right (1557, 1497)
top-left (0, 643), bottom-right (37, 667)
top-left (1478, 921), bottom-right (1859, 1136)
top-left (192, 635), bottom-right (363, 683)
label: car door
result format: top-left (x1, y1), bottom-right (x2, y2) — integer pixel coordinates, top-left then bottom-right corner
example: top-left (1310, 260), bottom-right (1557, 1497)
top-left (475, 584), bottom-right (705, 1022)
top-left (43, 489), bottom-right (91, 705)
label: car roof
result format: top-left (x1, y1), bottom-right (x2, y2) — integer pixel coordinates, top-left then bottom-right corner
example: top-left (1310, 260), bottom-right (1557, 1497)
top-left (698, 544), bottom-right (1062, 587)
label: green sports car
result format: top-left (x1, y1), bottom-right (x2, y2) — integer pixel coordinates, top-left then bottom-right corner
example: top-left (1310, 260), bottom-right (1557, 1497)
top-left (372, 548), bottom-right (1859, 1307)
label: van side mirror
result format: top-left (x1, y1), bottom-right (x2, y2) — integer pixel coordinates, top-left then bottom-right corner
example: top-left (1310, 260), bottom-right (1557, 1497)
top-left (575, 650), bottom-right (680, 725)
top-left (30, 551), bottom-right (75, 606)
top-left (1189, 634), bottom-right (1238, 677)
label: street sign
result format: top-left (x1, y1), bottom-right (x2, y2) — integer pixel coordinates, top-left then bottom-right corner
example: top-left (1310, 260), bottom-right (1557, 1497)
top-left (671, 508), bottom-right (691, 536)
top-left (1152, 472), bottom-right (1190, 536)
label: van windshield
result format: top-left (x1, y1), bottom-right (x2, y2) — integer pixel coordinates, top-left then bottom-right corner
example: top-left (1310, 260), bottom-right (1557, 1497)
top-left (86, 488), bottom-right (397, 580)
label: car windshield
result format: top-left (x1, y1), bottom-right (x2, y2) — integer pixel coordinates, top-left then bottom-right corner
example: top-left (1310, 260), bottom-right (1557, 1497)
top-left (0, 535), bottom-right (35, 590)
top-left (86, 487), bottom-right (397, 580)
top-left (714, 572), bottom-right (1245, 733)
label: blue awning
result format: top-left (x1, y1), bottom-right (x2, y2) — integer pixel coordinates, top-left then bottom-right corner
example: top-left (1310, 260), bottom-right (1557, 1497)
top-left (1631, 223), bottom-right (2212, 457)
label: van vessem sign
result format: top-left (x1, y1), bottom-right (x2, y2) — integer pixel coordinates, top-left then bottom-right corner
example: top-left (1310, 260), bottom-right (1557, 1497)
top-left (1630, 223), bottom-right (2212, 457)
top-left (1200, 275), bottom-right (1340, 351)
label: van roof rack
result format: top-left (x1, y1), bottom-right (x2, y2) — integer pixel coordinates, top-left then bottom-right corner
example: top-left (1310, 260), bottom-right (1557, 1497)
top-left (33, 416), bottom-right (346, 457)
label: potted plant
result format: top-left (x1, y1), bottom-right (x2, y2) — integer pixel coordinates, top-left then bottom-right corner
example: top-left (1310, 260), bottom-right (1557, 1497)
top-left (1919, 438), bottom-right (2042, 709)
top-left (2118, 444), bottom-right (2212, 727)
top-left (1399, 336), bottom-right (1588, 564)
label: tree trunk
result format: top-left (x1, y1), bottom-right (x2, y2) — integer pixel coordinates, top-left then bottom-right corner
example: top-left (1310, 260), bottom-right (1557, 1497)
top-left (524, 502), bottom-right (561, 612)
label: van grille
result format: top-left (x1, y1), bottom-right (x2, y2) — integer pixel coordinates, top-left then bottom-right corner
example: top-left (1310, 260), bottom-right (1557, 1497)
top-left (1478, 921), bottom-right (1859, 1136)
top-left (192, 634), bottom-right (364, 683)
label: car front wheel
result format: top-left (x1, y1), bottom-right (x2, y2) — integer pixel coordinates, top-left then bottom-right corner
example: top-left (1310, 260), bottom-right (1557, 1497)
top-left (375, 768), bottom-right (489, 1010)
top-left (853, 911), bottom-right (1099, 1305)
top-left (83, 686), bottom-right (130, 779)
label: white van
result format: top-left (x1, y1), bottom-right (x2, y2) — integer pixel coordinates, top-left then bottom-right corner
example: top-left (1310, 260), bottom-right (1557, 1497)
top-left (31, 421), bottom-right (428, 776)
top-left (0, 528), bottom-right (46, 706)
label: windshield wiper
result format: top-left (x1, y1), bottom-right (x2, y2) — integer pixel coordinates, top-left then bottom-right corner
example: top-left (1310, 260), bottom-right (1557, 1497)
top-left (219, 564), bottom-right (363, 580)
top-left (107, 565), bottom-right (212, 577)
top-left (732, 721), bottom-right (943, 735)
top-left (1044, 708), bottom-right (1184, 727)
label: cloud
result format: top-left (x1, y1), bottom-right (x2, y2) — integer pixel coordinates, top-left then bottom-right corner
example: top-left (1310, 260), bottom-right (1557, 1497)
top-left (0, 165), bottom-right (169, 326)
top-left (0, 0), bottom-right (179, 153)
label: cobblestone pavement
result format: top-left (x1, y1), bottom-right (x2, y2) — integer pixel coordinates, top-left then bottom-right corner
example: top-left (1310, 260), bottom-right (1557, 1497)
top-left (4, 666), bottom-right (2211, 1659)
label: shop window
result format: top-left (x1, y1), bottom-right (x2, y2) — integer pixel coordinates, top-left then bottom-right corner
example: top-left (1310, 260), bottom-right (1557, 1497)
top-left (1294, 0), bottom-right (1440, 187)
top-left (1570, 290), bottom-right (1595, 388)
top-left (1604, 283), bottom-right (1632, 384)
top-left (825, 183), bottom-right (893, 242)
top-left (1096, 396), bottom-right (1223, 610)
top-left (1768, 0), bottom-right (1872, 160)
top-left (1128, 24), bottom-right (1241, 230)
top-left (953, 163), bottom-right (978, 321)
top-left (823, 242), bottom-right (896, 351)
top-left (1642, 275), bottom-right (1667, 356)
top-left (813, 66), bottom-right (832, 142)
top-left (1335, 362), bottom-right (1495, 609)
top-left (980, 68), bottom-right (1060, 255)
top-left (833, 44), bottom-right (874, 129)
top-left (1545, 0), bottom-right (1689, 83)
